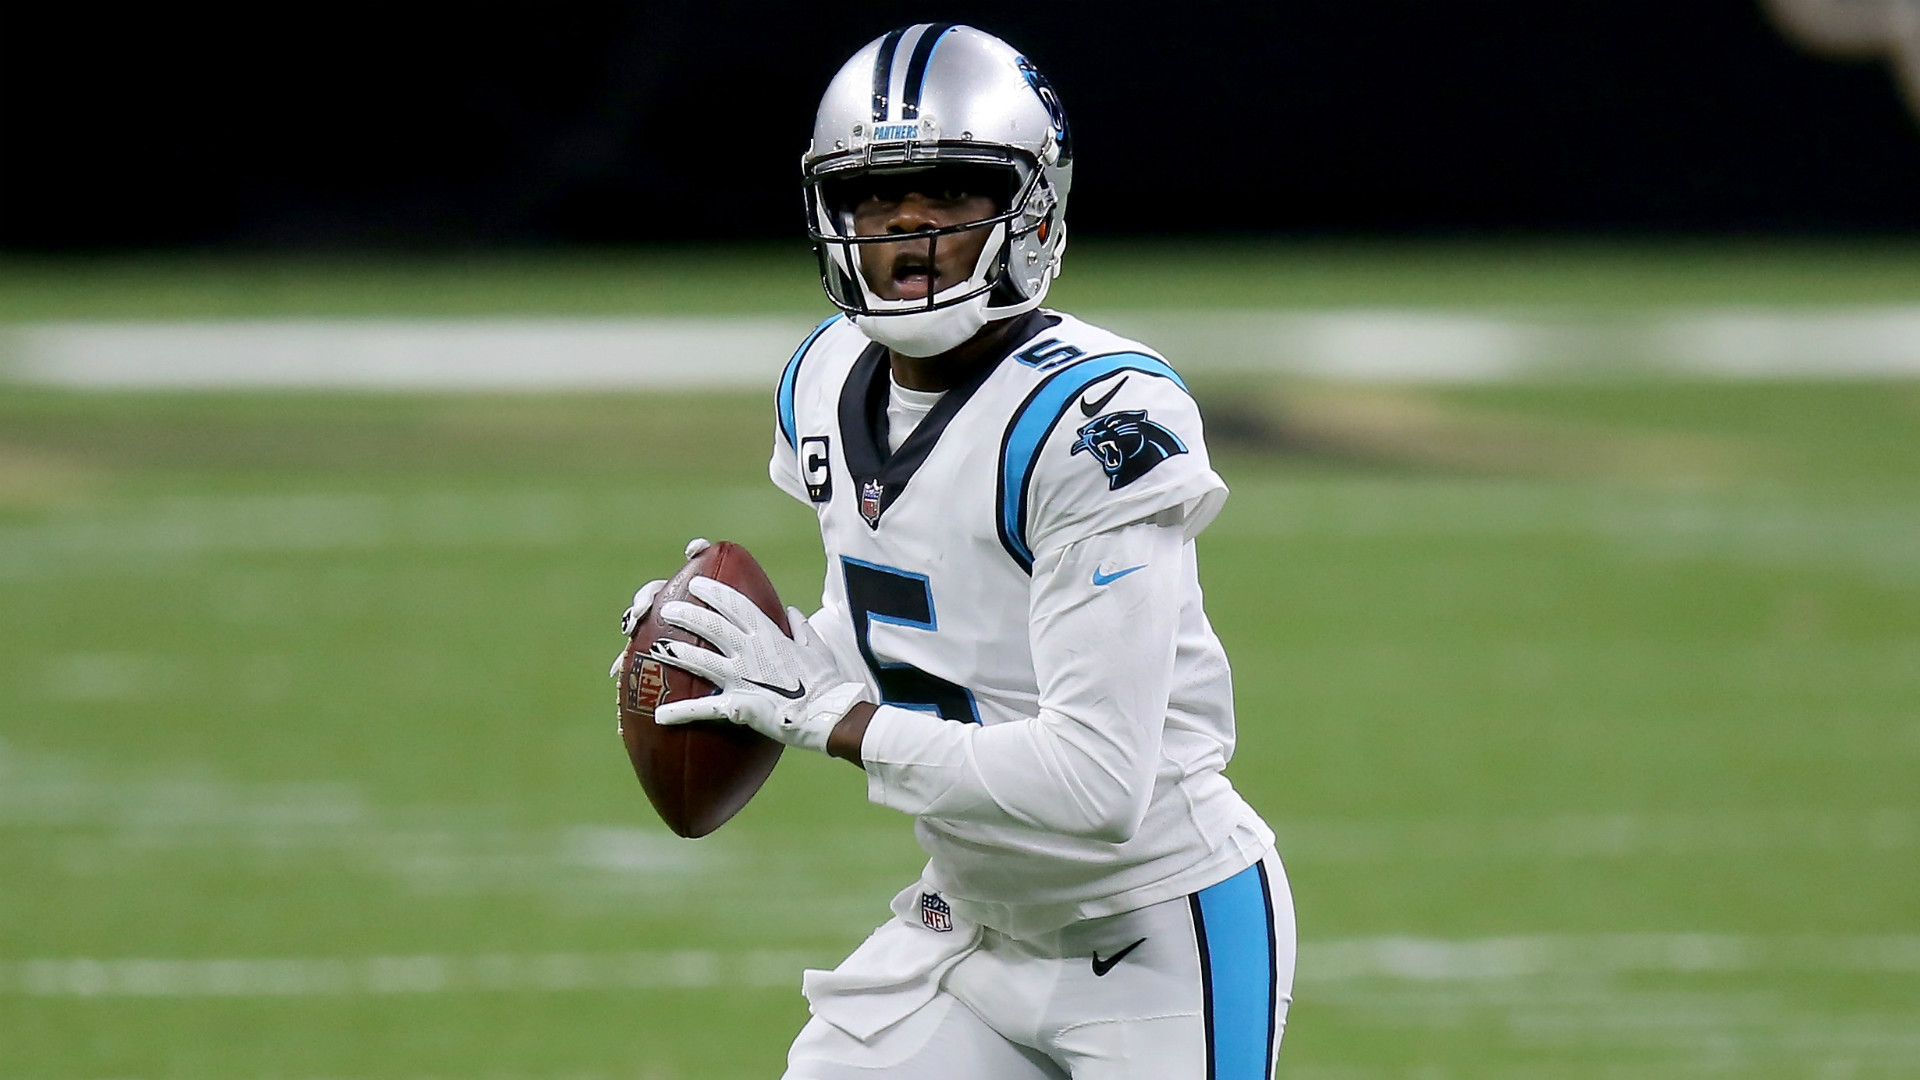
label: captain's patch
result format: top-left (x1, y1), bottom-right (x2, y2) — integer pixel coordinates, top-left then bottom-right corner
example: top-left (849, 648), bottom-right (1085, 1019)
top-left (801, 435), bottom-right (833, 503)
top-left (1070, 409), bottom-right (1188, 490)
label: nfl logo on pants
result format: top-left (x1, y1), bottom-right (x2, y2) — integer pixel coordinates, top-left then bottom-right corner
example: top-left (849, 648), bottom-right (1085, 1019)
top-left (919, 892), bottom-right (953, 932)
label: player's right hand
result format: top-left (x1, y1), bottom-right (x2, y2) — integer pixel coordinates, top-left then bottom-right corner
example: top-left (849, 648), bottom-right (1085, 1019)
top-left (609, 537), bottom-right (711, 676)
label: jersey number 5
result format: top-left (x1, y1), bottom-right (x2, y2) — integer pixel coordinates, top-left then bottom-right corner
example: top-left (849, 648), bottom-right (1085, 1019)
top-left (841, 558), bottom-right (979, 724)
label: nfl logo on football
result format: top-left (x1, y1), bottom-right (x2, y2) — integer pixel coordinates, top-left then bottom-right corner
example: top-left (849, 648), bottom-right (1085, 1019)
top-left (859, 479), bottom-right (885, 527)
top-left (628, 656), bottom-right (668, 718)
top-left (919, 892), bottom-right (953, 932)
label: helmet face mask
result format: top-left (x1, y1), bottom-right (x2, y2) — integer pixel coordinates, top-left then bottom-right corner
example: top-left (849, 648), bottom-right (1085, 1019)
top-left (805, 156), bottom-right (1046, 316)
top-left (802, 24), bottom-right (1073, 355)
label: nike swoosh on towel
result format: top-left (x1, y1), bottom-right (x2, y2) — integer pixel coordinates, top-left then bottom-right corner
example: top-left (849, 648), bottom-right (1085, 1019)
top-left (1091, 564), bottom-right (1145, 586)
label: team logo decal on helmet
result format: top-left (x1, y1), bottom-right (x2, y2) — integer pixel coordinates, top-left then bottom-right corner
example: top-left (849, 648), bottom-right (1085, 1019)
top-left (1015, 56), bottom-right (1072, 166)
top-left (1070, 410), bottom-right (1189, 490)
top-left (802, 25), bottom-right (1075, 357)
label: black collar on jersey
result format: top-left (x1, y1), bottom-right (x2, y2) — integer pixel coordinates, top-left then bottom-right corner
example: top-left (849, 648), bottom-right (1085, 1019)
top-left (838, 309), bottom-right (1058, 528)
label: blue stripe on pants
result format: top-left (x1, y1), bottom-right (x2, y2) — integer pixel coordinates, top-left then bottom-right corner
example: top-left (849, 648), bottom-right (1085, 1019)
top-left (1191, 861), bottom-right (1276, 1080)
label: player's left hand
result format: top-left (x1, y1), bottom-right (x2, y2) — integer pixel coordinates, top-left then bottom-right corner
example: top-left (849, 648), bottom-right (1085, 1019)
top-left (651, 576), bottom-right (870, 754)
top-left (607, 537), bottom-right (714, 677)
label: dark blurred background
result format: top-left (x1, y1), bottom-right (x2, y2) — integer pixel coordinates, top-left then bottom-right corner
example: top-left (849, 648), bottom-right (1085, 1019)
top-left (6, 0), bottom-right (1920, 250)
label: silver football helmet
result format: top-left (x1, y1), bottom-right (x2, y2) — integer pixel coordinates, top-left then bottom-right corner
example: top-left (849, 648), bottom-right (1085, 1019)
top-left (803, 24), bottom-right (1074, 356)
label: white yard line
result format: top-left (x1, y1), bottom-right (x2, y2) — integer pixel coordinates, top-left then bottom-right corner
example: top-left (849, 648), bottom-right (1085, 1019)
top-left (1098, 307), bottom-right (1920, 380)
top-left (0, 318), bottom-right (808, 390)
top-left (5, 935), bottom-right (1916, 997)
top-left (0, 950), bottom-right (829, 997)
top-left (3, 308), bottom-right (1919, 389)
top-left (1302, 933), bottom-right (1920, 981)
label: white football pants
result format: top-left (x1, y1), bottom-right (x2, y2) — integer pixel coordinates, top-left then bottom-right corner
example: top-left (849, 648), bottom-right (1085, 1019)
top-left (785, 850), bottom-right (1295, 1080)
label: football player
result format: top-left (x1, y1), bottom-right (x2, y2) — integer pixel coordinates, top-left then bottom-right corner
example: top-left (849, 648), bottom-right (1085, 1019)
top-left (621, 24), bottom-right (1295, 1080)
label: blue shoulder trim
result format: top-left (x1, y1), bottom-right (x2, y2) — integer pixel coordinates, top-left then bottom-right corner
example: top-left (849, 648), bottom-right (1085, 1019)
top-left (995, 352), bottom-right (1190, 573)
top-left (778, 315), bottom-right (843, 448)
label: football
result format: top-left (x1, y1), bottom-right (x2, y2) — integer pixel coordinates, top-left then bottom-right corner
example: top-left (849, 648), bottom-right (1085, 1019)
top-left (616, 541), bottom-right (787, 837)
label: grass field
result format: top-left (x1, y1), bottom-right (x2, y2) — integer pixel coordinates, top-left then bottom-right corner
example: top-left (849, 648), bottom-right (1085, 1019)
top-left (10, 240), bottom-right (1920, 320)
top-left (2, 246), bottom-right (1918, 1078)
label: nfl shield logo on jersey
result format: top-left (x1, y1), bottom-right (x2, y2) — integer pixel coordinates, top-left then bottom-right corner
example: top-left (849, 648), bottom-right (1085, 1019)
top-left (859, 479), bottom-right (886, 528)
top-left (919, 891), bottom-right (954, 932)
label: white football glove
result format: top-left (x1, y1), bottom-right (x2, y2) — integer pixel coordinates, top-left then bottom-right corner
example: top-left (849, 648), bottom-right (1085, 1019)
top-left (609, 538), bottom-right (711, 677)
top-left (650, 576), bottom-right (870, 754)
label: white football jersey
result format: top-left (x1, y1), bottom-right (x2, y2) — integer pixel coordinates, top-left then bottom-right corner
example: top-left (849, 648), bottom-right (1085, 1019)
top-left (770, 309), bottom-right (1274, 938)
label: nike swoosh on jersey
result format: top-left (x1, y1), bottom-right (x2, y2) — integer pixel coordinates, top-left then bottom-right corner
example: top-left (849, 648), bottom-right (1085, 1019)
top-left (745, 678), bottom-right (806, 700)
top-left (1078, 375), bottom-right (1130, 417)
top-left (1091, 564), bottom-right (1146, 586)
top-left (1091, 937), bottom-right (1147, 977)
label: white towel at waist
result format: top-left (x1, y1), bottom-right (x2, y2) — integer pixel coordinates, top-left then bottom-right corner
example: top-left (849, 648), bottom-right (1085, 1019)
top-left (801, 882), bottom-right (984, 1042)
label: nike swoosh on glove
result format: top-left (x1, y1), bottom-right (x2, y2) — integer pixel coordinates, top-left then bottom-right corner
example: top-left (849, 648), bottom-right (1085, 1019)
top-left (651, 576), bottom-right (870, 754)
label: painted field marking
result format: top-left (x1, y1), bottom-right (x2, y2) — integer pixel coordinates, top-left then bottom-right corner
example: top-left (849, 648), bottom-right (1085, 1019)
top-left (5, 307), bottom-right (1920, 389)
top-left (0, 950), bottom-right (828, 997)
top-left (5, 935), bottom-right (1916, 998)
top-left (0, 318), bottom-right (807, 390)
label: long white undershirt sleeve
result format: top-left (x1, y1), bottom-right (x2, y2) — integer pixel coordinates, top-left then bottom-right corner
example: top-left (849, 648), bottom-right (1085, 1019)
top-left (858, 518), bottom-right (1186, 843)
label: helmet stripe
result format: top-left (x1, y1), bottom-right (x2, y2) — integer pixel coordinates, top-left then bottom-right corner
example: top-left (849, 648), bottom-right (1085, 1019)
top-left (900, 23), bottom-right (956, 120)
top-left (870, 26), bottom-right (907, 123)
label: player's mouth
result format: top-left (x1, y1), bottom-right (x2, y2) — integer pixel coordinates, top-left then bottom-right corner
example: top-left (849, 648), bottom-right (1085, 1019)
top-left (889, 248), bottom-right (939, 301)
top-left (879, 236), bottom-right (948, 297)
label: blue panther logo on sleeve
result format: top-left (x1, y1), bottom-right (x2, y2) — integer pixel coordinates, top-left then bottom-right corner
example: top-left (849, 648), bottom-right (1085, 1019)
top-left (1070, 409), bottom-right (1188, 490)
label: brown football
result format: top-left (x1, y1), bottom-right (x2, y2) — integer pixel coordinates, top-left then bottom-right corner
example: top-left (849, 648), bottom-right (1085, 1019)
top-left (616, 541), bottom-right (787, 838)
